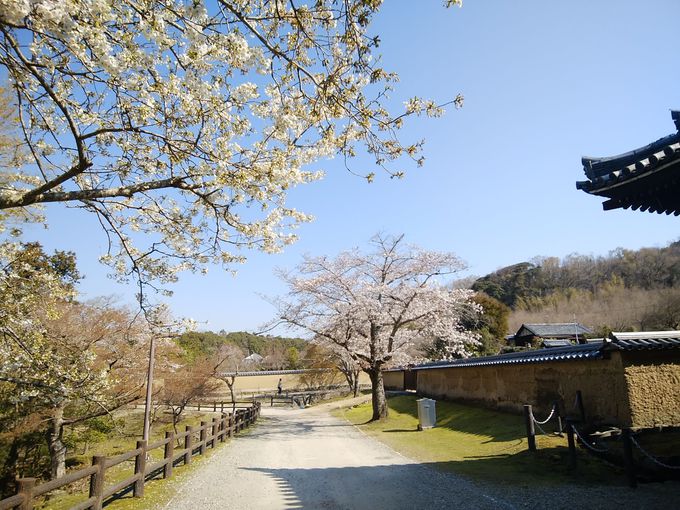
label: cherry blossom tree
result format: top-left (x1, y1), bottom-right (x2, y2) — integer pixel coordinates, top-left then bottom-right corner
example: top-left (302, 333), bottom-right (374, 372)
top-left (212, 343), bottom-right (247, 413)
top-left (0, 275), bottom-right (152, 478)
top-left (273, 234), bottom-right (479, 420)
top-left (0, 1), bottom-right (462, 295)
top-left (38, 299), bottom-right (151, 479)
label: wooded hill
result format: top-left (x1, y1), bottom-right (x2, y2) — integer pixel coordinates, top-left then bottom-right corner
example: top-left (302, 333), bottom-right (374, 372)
top-left (472, 240), bottom-right (680, 336)
top-left (176, 330), bottom-right (308, 368)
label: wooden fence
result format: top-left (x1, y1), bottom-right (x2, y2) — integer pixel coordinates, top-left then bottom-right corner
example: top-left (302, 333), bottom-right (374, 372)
top-left (0, 402), bottom-right (261, 510)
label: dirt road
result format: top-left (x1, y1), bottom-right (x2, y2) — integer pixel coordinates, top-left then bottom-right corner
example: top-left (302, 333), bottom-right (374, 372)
top-left (165, 399), bottom-right (679, 509)
top-left (164, 400), bottom-right (507, 509)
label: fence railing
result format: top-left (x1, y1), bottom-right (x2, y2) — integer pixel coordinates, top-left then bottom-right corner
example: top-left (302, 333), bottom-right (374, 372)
top-left (0, 401), bottom-right (261, 510)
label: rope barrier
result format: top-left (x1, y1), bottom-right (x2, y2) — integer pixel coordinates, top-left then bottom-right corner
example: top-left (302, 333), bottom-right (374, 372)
top-left (534, 420), bottom-right (548, 436)
top-left (531, 403), bottom-right (557, 425)
top-left (630, 435), bottom-right (680, 470)
top-left (571, 424), bottom-right (609, 453)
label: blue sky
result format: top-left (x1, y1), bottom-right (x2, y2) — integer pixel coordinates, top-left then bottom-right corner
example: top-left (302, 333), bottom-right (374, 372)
top-left (22, 0), bottom-right (680, 332)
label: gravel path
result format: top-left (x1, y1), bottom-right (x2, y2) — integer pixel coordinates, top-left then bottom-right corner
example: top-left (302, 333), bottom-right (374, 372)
top-left (165, 399), bottom-right (506, 509)
top-left (165, 399), bottom-right (679, 510)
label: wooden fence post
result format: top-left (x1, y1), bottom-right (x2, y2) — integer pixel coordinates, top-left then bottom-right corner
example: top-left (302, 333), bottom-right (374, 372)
top-left (89, 455), bottom-right (106, 510)
top-left (213, 402), bottom-right (217, 412)
top-left (220, 401), bottom-right (224, 412)
top-left (184, 425), bottom-right (193, 465)
top-left (133, 440), bottom-right (147, 498)
top-left (622, 428), bottom-right (637, 488)
top-left (199, 421), bottom-right (207, 455)
top-left (211, 417), bottom-right (218, 448)
top-left (566, 420), bottom-right (577, 469)
top-left (164, 431), bottom-right (174, 479)
top-left (523, 404), bottom-right (536, 452)
top-left (197, 402), bottom-right (201, 412)
top-left (228, 415), bottom-right (234, 438)
top-left (17, 477), bottom-right (35, 510)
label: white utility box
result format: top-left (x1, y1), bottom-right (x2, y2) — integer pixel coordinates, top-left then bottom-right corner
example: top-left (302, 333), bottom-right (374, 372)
top-left (416, 398), bottom-right (436, 430)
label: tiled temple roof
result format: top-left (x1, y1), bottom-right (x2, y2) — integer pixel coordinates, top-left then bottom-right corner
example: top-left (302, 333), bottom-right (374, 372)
top-left (607, 331), bottom-right (680, 350)
top-left (576, 111), bottom-right (680, 215)
top-left (516, 323), bottom-right (592, 338)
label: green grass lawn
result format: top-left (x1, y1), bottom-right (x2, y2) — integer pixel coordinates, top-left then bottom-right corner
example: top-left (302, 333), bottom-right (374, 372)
top-left (337, 395), bottom-right (625, 486)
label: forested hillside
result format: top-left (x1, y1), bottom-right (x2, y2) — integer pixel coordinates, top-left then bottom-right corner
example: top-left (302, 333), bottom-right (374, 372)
top-left (176, 331), bottom-right (308, 369)
top-left (472, 241), bottom-right (680, 336)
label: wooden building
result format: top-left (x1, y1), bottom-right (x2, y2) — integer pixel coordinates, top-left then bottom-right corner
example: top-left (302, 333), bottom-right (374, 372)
top-left (576, 110), bottom-right (680, 215)
top-left (510, 322), bottom-right (593, 347)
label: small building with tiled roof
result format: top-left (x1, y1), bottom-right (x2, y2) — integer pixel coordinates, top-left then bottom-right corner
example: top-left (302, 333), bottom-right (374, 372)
top-left (510, 322), bottom-right (593, 347)
top-left (576, 110), bottom-right (680, 215)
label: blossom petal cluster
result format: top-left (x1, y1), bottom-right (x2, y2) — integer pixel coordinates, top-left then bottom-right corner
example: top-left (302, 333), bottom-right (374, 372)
top-left (0, 1), bottom-right (454, 290)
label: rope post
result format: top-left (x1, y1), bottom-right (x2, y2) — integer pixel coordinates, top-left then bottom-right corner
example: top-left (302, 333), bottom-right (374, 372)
top-left (566, 420), bottom-right (577, 470)
top-left (163, 431), bottom-right (174, 479)
top-left (17, 477), bottom-right (36, 510)
top-left (554, 401), bottom-right (563, 435)
top-left (523, 404), bottom-right (537, 452)
top-left (622, 428), bottom-right (637, 489)
top-left (184, 425), bottom-right (193, 465)
top-left (89, 455), bottom-right (106, 510)
top-left (576, 390), bottom-right (586, 423)
top-left (133, 440), bottom-right (147, 498)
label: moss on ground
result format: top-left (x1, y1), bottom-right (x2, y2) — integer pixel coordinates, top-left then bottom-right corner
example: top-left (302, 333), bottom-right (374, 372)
top-left (336, 395), bottom-right (625, 486)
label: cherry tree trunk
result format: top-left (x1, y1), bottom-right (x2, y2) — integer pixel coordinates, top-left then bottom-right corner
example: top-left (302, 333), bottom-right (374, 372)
top-left (226, 377), bottom-right (236, 414)
top-left (47, 404), bottom-right (67, 479)
top-left (368, 368), bottom-right (388, 421)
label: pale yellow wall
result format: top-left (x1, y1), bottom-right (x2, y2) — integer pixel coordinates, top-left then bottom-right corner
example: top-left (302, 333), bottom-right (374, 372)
top-left (383, 370), bottom-right (404, 390)
top-left (416, 353), bottom-right (634, 426)
top-left (212, 371), bottom-right (370, 395)
top-left (622, 351), bottom-right (680, 428)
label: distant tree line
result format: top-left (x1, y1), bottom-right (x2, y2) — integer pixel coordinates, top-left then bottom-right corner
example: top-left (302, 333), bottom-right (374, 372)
top-left (175, 331), bottom-right (308, 370)
top-left (473, 241), bottom-right (680, 309)
top-left (471, 240), bottom-right (680, 337)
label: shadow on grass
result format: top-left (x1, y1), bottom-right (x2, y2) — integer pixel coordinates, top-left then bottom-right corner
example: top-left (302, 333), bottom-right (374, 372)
top-left (383, 395), bottom-right (544, 443)
top-left (441, 445), bottom-right (623, 484)
top-left (354, 396), bottom-right (650, 486)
